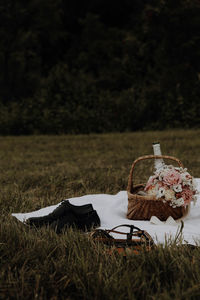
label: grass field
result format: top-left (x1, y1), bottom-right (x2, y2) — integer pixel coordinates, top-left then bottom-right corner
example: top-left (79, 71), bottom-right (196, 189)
top-left (1, 130), bottom-right (200, 299)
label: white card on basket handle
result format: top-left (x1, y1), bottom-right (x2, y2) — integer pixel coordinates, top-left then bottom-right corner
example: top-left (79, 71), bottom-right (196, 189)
top-left (152, 142), bottom-right (165, 171)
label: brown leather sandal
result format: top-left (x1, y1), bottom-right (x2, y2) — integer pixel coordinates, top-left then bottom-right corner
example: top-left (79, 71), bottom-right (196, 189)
top-left (90, 224), bottom-right (155, 255)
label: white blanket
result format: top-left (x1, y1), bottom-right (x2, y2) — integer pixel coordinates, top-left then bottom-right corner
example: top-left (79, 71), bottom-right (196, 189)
top-left (12, 179), bottom-right (200, 245)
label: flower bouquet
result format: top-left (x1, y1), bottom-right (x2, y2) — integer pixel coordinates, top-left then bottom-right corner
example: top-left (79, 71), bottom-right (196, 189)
top-left (127, 155), bottom-right (197, 221)
top-left (144, 165), bottom-right (197, 208)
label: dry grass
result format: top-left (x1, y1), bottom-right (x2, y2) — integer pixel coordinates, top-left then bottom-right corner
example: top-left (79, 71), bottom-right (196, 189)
top-left (0, 130), bottom-right (200, 299)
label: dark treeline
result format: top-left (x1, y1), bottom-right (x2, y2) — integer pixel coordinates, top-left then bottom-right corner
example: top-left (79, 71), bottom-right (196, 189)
top-left (0, 0), bottom-right (200, 134)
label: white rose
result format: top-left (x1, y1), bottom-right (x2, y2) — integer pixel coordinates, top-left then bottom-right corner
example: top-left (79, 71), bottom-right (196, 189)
top-left (157, 187), bottom-right (165, 199)
top-left (173, 184), bottom-right (182, 193)
top-left (165, 188), bottom-right (176, 201)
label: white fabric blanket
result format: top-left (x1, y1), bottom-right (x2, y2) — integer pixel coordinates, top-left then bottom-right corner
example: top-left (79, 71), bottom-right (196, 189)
top-left (12, 179), bottom-right (200, 245)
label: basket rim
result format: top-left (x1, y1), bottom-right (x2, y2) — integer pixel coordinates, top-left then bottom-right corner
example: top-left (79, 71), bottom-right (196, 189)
top-left (127, 190), bottom-right (160, 201)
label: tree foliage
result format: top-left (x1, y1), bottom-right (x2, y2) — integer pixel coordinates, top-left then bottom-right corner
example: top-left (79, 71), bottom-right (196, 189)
top-left (0, 0), bottom-right (199, 134)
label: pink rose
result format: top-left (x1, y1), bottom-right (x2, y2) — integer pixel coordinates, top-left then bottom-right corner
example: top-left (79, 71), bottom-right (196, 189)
top-left (145, 175), bottom-right (158, 191)
top-left (177, 187), bottom-right (194, 205)
top-left (163, 170), bottom-right (181, 186)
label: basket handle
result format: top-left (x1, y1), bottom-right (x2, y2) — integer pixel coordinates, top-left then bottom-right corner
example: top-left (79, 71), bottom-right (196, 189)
top-left (127, 155), bottom-right (184, 193)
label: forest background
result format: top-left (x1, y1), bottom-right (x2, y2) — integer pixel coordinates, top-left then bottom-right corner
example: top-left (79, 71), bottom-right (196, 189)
top-left (0, 0), bottom-right (200, 135)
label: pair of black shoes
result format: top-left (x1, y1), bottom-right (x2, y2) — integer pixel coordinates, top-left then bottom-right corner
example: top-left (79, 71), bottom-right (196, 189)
top-left (26, 200), bottom-right (100, 233)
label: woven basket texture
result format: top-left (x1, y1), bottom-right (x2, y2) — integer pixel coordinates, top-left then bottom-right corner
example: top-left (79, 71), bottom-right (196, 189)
top-left (127, 155), bottom-right (189, 221)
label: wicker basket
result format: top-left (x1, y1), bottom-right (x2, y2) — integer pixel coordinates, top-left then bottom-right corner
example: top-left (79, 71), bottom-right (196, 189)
top-left (127, 155), bottom-right (190, 221)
